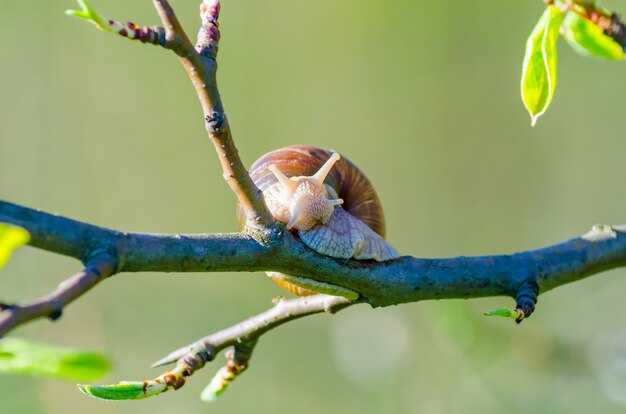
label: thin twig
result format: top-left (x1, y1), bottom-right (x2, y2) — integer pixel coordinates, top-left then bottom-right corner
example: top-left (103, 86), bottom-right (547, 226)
top-left (0, 257), bottom-right (116, 337)
top-left (185, 0), bottom-right (274, 229)
top-left (152, 0), bottom-right (273, 228)
top-left (76, 295), bottom-right (352, 400)
top-left (153, 294), bottom-right (353, 367)
top-left (151, 0), bottom-right (195, 53)
top-left (66, 0), bottom-right (274, 228)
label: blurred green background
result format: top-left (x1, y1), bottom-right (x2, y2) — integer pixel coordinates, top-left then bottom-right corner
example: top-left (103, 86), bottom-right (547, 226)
top-left (2, 0), bottom-right (626, 412)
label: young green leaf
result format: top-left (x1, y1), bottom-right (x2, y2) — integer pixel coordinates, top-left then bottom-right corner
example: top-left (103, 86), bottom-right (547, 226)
top-left (0, 338), bottom-right (109, 381)
top-left (0, 223), bottom-right (30, 269)
top-left (78, 363), bottom-right (191, 400)
top-left (520, 6), bottom-right (565, 126)
top-left (78, 381), bottom-right (166, 400)
top-left (65, 0), bottom-right (114, 33)
top-left (562, 11), bottom-right (625, 60)
top-left (483, 306), bottom-right (520, 320)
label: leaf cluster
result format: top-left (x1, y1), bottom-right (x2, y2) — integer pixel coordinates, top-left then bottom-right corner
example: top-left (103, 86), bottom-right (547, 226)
top-left (521, 0), bottom-right (625, 125)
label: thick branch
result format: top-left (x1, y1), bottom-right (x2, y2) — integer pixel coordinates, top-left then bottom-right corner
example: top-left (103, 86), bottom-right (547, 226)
top-left (3, 200), bottom-right (626, 312)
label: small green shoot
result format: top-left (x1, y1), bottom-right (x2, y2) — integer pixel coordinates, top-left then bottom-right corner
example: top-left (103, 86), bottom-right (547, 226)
top-left (78, 381), bottom-right (165, 400)
top-left (78, 364), bottom-right (191, 400)
top-left (65, 0), bottom-right (114, 33)
top-left (483, 306), bottom-right (521, 321)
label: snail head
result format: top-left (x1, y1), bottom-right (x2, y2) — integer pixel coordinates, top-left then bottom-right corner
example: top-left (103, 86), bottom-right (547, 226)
top-left (268, 153), bottom-right (344, 231)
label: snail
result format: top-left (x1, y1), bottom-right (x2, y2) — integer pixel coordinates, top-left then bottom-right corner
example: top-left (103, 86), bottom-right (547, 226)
top-left (240, 145), bottom-right (400, 299)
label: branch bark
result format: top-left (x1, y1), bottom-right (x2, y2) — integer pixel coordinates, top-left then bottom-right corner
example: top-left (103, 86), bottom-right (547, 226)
top-left (0, 258), bottom-right (115, 337)
top-left (3, 199), bottom-right (626, 320)
top-left (169, 0), bottom-right (274, 229)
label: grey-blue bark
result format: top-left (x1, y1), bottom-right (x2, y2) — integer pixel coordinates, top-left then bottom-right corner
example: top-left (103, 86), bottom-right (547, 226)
top-left (2, 200), bottom-right (626, 309)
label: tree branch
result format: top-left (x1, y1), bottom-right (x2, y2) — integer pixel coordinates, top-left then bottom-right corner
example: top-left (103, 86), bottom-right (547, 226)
top-left (151, 0), bottom-right (193, 51)
top-left (78, 294), bottom-right (352, 400)
top-left (187, 1), bottom-right (274, 229)
top-left (0, 257), bottom-right (116, 337)
top-left (3, 199), bottom-right (626, 329)
top-left (66, 0), bottom-right (273, 228)
top-left (153, 294), bottom-right (352, 368)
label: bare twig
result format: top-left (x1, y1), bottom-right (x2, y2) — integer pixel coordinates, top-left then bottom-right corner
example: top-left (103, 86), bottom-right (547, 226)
top-left (0, 257), bottom-right (116, 337)
top-left (152, 0), bottom-right (272, 228)
top-left (153, 294), bottom-right (353, 367)
top-left (151, 0), bottom-right (194, 51)
top-left (183, 0), bottom-right (274, 229)
top-left (77, 295), bottom-right (352, 400)
top-left (66, 0), bottom-right (273, 228)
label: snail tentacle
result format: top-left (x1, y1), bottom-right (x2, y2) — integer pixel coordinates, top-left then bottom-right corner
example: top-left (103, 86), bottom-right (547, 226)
top-left (266, 154), bottom-right (344, 231)
top-left (311, 152), bottom-right (341, 184)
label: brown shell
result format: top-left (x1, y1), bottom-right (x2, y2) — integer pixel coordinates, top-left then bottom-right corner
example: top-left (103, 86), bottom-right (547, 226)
top-left (240, 145), bottom-right (386, 237)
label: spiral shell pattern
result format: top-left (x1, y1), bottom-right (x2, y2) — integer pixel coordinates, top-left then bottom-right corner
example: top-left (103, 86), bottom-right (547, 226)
top-left (239, 145), bottom-right (390, 296)
top-left (245, 145), bottom-right (386, 237)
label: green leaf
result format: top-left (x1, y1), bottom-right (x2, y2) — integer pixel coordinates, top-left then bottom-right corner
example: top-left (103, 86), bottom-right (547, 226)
top-left (79, 382), bottom-right (156, 400)
top-left (483, 306), bottom-right (519, 319)
top-left (562, 11), bottom-right (625, 60)
top-left (78, 365), bottom-right (193, 400)
top-left (0, 223), bottom-right (30, 270)
top-left (0, 338), bottom-right (109, 381)
top-left (79, 378), bottom-right (170, 400)
top-left (520, 6), bottom-right (565, 126)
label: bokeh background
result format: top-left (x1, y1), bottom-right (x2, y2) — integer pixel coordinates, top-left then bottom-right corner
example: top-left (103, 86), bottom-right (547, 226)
top-left (2, 0), bottom-right (626, 412)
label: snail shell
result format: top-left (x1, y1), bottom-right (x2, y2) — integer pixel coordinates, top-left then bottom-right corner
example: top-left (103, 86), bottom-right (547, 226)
top-left (240, 145), bottom-right (399, 296)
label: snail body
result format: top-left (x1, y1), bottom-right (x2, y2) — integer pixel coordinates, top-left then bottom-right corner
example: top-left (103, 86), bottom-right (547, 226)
top-left (241, 145), bottom-right (399, 298)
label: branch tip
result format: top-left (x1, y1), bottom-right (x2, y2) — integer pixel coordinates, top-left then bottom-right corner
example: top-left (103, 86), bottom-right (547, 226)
top-left (196, 0), bottom-right (221, 57)
top-left (200, 0), bottom-right (220, 25)
top-left (65, 0), bottom-right (113, 33)
top-left (201, 341), bottom-right (255, 402)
